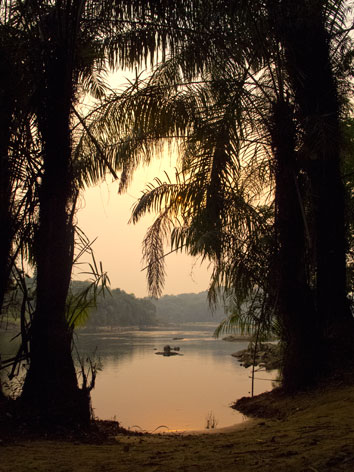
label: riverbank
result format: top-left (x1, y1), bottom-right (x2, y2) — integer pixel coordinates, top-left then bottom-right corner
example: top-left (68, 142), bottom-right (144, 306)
top-left (1, 376), bottom-right (354, 471)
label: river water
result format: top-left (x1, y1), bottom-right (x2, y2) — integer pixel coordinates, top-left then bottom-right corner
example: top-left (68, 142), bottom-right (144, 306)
top-left (0, 323), bottom-right (276, 432)
top-left (75, 324), bottom-right (276, 432)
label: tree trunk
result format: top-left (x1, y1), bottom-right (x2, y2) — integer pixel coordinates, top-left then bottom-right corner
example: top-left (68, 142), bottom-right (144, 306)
top-left (271, 98), bottom-right (319, 391)
top-left (0, 47), bottom-right (15, 314)
top-left (0, 102), bottom-right (12, 314)
top-left (20, 39), bottom-right (90, 427)
top-left (278, 0), bottom-right (354, 371)
top-left (0, 85), bottom-right (13, 405)
top-left (0, 44), bottom-right (17, 402)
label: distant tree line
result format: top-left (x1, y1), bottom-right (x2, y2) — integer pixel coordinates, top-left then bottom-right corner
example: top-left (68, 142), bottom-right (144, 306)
top-left (72, 282), bottom-right (225, 327)
top-left (151, 292), bottom-right (225, 324)
top-left (3, 278), bottom-right (227, 330)
top-left (71, 282), bottom-right (158, 328)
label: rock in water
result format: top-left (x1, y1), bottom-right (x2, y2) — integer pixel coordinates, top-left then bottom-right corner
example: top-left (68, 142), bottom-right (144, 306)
top-left (155, 344), bottom-right (182, 356)
top-left (232, 342), bottom-right (281, 370)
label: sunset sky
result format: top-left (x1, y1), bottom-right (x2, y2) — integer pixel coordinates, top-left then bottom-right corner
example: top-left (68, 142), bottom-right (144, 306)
top-left (75, 156), bottom-right (211, 298)
top-left (73, 69), bottom-right (212, 298)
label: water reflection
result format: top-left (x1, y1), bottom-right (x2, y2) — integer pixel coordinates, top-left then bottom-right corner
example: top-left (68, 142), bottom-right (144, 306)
top-left (0, 325), bottom-right (276, 432)
top-left (76, 325), bottom-right (276, 432)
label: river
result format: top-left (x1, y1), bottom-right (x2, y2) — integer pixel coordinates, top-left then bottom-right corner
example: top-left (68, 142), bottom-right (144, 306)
top-left (75, 324), bottom-right (276, 432)
top-left (0, 323), bottom-right (276, 432)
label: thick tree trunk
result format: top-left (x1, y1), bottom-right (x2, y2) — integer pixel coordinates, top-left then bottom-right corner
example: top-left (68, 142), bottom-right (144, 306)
top-left (0, 104), bottom-right (12, 314)
top-left (271, 99), bottom-right (319, 391)
top-left (0, 90), bottom-right (13, 405)
top-left (278, 0), bottom-right (354, 371)
top-left (0, 47), bottom-right (15, 314)
top-left (0, 47), bottom-right (16, 402)
top-left (20, 45), bottom-right (90, 427)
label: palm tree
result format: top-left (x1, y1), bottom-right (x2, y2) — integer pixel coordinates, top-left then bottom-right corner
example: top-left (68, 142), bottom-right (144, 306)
top-left (0, 5), bottom-right (42, 404)
top-left (272, 0), bottom-right (354, 375)
top-left (0, 6), bottom-right (38, 316)
top-left (89, 0), bottom-right (354, 391)
top-left (2, 0), bottom-right (352, 425)
top-left (12, 0), bottom-right (128, 426)
top-left (11, 0), bottom-right (215, 427)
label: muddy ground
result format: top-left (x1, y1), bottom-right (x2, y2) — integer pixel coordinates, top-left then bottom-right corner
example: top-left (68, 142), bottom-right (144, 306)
top-left (1, 380), bottom-right (354, 471)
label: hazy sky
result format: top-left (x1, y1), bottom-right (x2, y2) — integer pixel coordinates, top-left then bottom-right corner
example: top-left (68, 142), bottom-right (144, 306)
top-left (75, 158), bottom-right (211, 298)
top-left (74, 69), bottom-right (211, 297)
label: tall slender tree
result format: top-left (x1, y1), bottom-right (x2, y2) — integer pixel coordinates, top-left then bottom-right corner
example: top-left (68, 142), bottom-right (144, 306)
top-left (0, 7), bottom-right (37, 316)
top-left (274, 0), bottom-right (354, 368)
top-left (0, 5), bottom-right (41, 405)
top-left (13, 0), bottom-right (212, 426)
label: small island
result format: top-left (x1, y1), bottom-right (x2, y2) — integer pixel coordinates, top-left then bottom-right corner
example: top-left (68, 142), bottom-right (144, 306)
top-left (155, 345), bottom-right (182, 356)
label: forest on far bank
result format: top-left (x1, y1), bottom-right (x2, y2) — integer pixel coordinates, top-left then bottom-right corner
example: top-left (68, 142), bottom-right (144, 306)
top-left (0, 280), bottom-right (227, 331)
top-left (71, 281), bottom-right (226, 328)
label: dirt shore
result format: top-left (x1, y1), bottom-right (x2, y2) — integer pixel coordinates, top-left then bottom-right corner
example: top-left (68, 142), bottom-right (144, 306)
top-left (1, 381), bottom-right (354, 472)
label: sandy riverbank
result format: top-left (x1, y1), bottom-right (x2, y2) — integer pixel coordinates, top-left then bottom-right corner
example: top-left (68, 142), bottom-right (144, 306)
top-left (1, 379), bottom-right (354, 471)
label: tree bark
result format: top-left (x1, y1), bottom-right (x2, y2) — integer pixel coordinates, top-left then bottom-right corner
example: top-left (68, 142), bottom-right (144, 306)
top-left (0, 101), bottom-right (12, 314)
top-left (278, 0), bottom-right (354, 372)
top-left (271, 98), bottom-right (319, 391)
top-left (0, 46), bottom-right (15, 314)
top-left (20, 29), bottom-right (90, 427)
